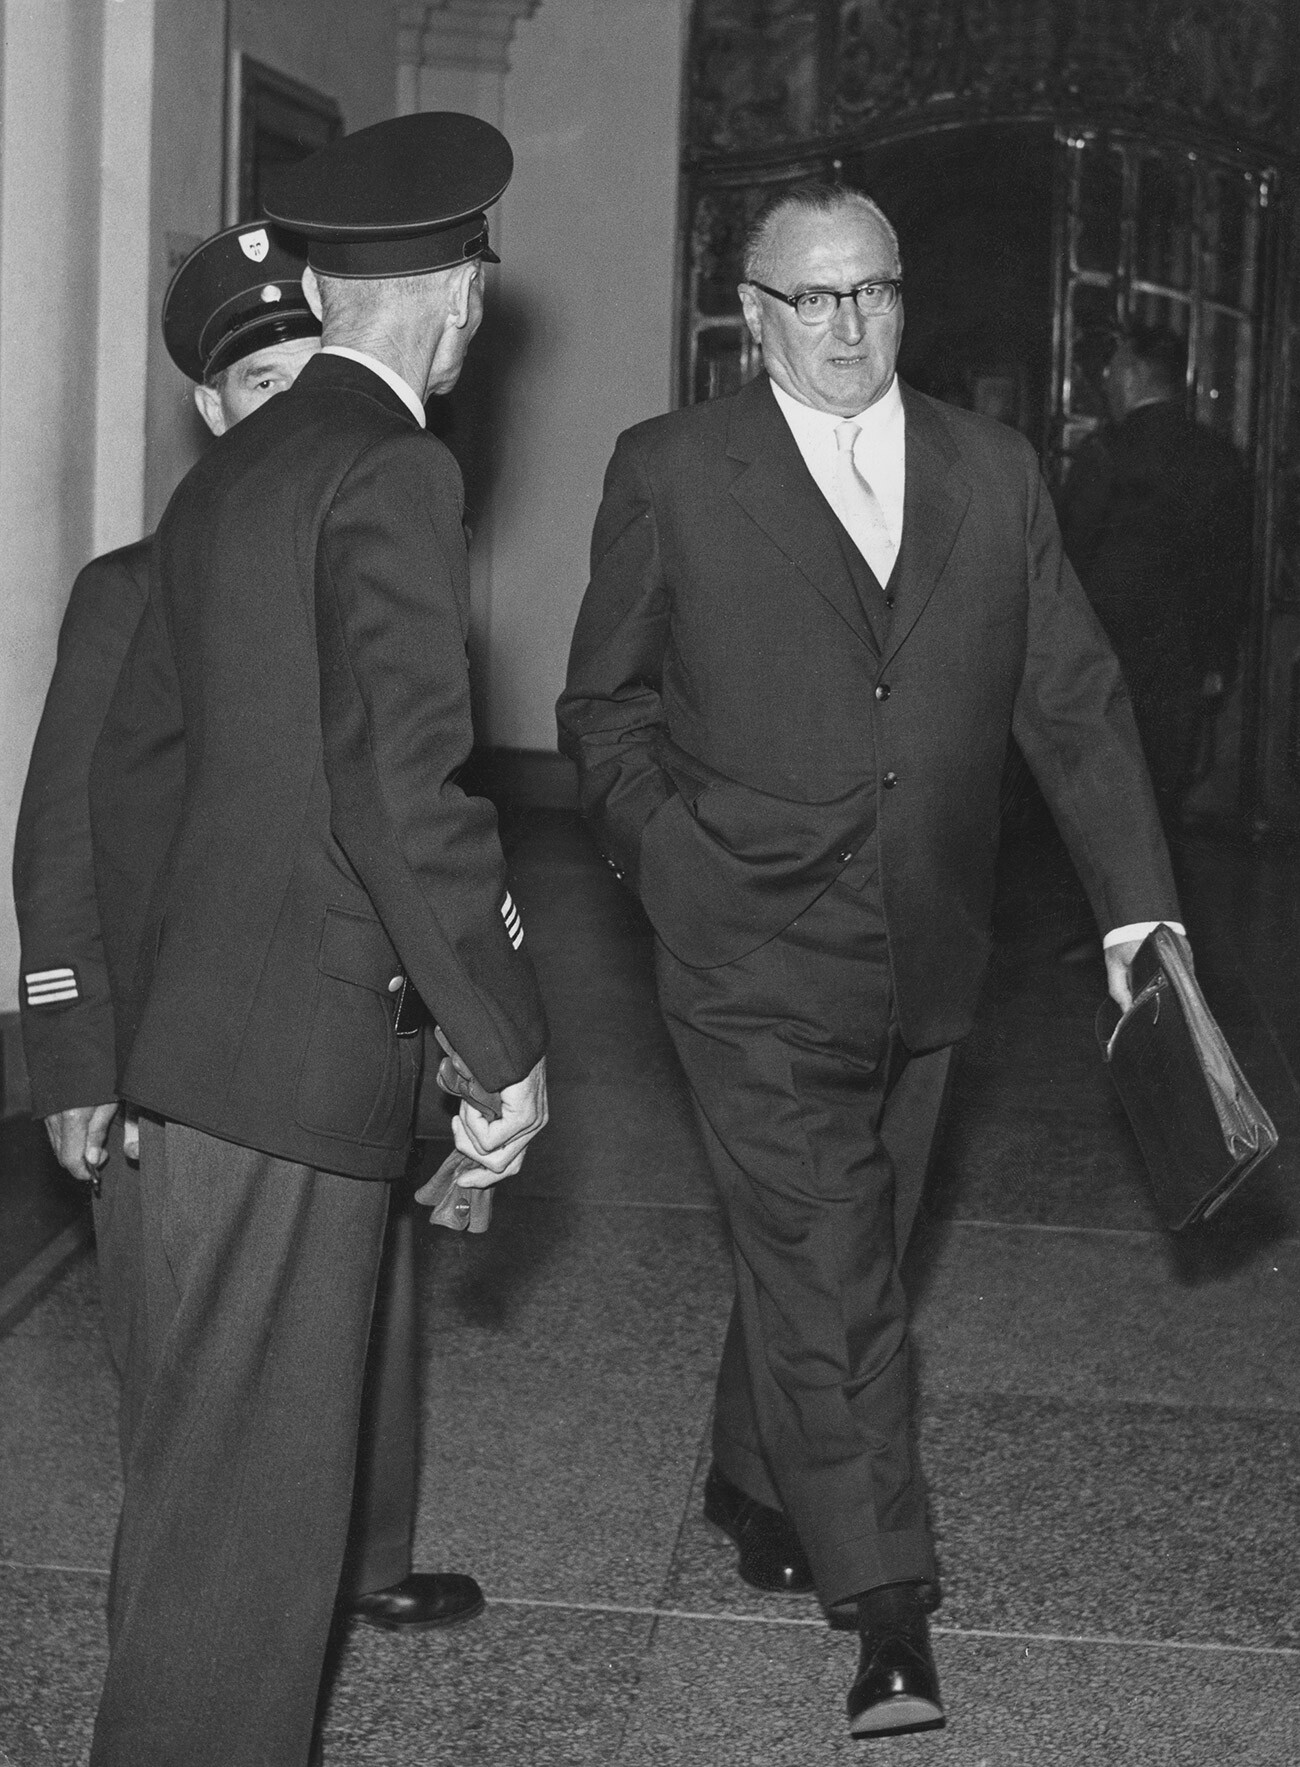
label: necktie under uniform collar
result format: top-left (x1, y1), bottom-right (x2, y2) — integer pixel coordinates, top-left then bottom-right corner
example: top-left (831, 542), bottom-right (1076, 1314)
top-left (832, 419), bottom-right (897, 588)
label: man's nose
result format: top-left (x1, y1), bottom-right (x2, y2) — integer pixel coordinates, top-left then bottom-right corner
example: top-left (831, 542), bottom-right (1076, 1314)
top-left (832, 298), bottom-right (866, 344)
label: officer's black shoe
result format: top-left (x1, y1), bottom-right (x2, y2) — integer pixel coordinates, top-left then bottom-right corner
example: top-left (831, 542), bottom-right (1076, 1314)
top-left (347, 1571), bottom-right (484, 1630)
top-left (702, 1463), bottom-right (814, 1593)
top-left (847, 1585), bottom-right (945, 1737)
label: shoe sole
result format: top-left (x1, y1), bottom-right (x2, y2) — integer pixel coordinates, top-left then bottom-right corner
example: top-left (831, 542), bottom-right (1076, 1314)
top-left (353, 1593), bottom-right (486, 1631)
top-left (848, 1695), bottom-right (945, 1737)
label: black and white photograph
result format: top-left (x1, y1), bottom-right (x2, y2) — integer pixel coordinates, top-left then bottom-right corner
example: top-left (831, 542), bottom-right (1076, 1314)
top-left (0, 2), bottom-right (1297, 1762)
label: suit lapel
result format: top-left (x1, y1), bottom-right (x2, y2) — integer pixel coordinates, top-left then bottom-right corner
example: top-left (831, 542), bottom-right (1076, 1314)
top-left (883, 386), bottom-right (972, 665)
top-left (726, 376), bottom-right (878, 652)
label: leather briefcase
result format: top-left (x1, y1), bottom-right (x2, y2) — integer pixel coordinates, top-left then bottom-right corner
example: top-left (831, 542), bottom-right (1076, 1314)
top-left (1096, 924), bottom-right (1278, 1230)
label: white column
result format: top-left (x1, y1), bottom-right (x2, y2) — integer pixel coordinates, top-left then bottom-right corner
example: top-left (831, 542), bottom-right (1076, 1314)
top-left (93, 0), bottom-right (157, 555)
top-left (396, 1), bottom-right (542, 732)
top-left (489, 0), bottom-right (690, 750)
top-left (397, 0), bottom-right (690, 754)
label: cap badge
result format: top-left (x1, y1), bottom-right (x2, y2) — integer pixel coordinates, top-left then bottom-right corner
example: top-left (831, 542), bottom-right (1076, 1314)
top-left (239, 228), bottom-right (270, 263)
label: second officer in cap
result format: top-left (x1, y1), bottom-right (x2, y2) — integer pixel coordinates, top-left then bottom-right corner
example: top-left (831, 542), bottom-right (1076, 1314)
top-left (16, 219), bottom-right (321, 1184)
top-left (86, 116), bottom-right (548, 1767)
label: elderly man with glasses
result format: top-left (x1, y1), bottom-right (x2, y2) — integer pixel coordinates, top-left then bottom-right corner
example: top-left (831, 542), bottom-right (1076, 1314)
top-left (558, 181), bottom-right (1184, 1737)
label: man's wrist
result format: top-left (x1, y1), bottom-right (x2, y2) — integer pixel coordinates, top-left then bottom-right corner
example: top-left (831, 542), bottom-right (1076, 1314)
top-left (1102, 920), bottom-right (1185, 950)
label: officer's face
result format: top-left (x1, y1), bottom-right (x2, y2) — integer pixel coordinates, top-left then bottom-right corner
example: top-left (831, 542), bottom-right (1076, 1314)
top-left (194, 336), bottom-right (321, 437)
top-left (739, 203), bottom-right (903, 418)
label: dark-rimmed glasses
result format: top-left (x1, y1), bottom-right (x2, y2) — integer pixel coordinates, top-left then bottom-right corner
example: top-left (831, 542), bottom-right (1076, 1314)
top-left (746, 277), bottom-right (903, 326)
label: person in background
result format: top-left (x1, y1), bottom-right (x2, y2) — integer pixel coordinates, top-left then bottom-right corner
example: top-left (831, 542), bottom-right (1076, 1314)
top-left (1059, 322), bottom-right (1252, 825)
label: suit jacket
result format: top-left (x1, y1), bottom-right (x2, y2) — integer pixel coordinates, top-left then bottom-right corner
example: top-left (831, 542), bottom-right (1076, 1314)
top-left (13, 541), bottom-right (152, 1116)
top-left (557, 373), bottom-right (1179, 1052)
top-left (90, 353), bottom-right (546, 1180)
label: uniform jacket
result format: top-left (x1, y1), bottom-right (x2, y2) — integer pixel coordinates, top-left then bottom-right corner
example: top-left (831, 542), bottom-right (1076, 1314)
top-left (557, 373), bottom-right (1179, 1053)
top-left (13, 541), bottom-right (152, 1116)
top-left (90, 353), bottom-right (546, 1180)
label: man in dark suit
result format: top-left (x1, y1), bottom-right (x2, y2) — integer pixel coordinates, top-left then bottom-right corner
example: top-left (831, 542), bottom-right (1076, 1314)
top-left (558, 182), bottom-right (1185, 1737)
top-left (1059, 323), bottom-right (1251, 820)
top-left (13, 221), bottom-right (477, 1657)
top-left (84, 116), bottom-right (548, 1767)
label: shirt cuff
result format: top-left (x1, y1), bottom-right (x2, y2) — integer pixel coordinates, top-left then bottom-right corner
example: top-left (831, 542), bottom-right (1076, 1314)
top-left (1102, 920), bottom-right (1186, 950)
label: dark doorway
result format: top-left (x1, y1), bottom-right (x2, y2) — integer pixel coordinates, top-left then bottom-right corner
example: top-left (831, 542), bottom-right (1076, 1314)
top-left (842, 123), bottom-right (1056, 445)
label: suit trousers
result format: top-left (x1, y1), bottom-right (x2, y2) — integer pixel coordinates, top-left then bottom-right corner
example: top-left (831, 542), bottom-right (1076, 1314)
top-left (89, 1117), bottom-right (389, 1767)
top-left (655, 868), bottom-right (951, 1614)
top-left (94, 1133), bottom-right (418, 1603)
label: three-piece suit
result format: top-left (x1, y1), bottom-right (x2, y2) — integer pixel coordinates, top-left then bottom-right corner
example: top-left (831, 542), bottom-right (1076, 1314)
top-left (558, 371), bottom-right (1178, 1614)
top-left (12, 536), bottom-right (423, 1606)
top-left (85, 351), bottom-right (546, 1764)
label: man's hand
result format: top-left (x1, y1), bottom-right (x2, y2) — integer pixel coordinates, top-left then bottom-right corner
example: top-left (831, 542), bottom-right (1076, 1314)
top-left (450, 1056), bottom-right (548, 1187)
top-left (1105, 931), bottom-right (1194, 1013)
top-left (44, 1102), bottom-right (119, 1184)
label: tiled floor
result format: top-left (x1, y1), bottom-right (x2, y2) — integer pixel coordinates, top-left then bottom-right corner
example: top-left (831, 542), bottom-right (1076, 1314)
top-left (1, 803), bottom-right (1298, 1764)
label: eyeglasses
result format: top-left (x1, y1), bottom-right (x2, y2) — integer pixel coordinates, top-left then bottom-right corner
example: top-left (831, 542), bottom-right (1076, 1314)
top-left (747, 277), bottom-right (903, 325)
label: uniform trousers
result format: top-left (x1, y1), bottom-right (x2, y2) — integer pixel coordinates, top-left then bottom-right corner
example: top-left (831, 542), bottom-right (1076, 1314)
top-left (95, 1128), bottom-right (419, 1604)
top-left (89, 1116), bottom-right (390, 1767)
top-left (656, 865), bottom-right (953, 1616)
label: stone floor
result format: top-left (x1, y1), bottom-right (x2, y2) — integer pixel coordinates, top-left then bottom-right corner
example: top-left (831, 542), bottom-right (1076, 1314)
top-left (1, 803), bottom-right (1298, 1765)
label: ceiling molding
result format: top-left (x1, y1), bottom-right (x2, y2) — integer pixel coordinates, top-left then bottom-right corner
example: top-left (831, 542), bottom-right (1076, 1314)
top-left (397, 2), bottom-right (543, 77)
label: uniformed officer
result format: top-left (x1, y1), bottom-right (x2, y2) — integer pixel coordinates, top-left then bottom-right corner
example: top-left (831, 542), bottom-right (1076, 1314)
top-left (14, 220), bottom-right (483, 1646)
top-left (15, 222), bottom-right (321, 1177)
top-left (84, 115), bottom-right (548, 1767)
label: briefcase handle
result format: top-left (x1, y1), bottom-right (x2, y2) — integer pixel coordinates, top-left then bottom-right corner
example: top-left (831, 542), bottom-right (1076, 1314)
top-left (1101, 972), bottom-right (1166, 1062)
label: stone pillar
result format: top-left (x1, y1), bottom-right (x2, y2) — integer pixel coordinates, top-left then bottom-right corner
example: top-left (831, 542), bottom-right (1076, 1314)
top-left (399, 0), bottom-right (690, 757)
top-left (397, 2), bottom-right (542, 123)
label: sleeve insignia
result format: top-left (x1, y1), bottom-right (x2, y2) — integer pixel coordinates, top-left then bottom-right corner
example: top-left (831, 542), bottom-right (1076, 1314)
top-left (24, 965), bottom-right (79, 1007)
top-left (500, 891), bottom-right (524, 952)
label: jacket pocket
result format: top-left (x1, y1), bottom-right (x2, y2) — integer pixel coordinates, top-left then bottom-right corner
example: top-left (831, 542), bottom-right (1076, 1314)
top-left (294, 908), bottom-right (412, 1147)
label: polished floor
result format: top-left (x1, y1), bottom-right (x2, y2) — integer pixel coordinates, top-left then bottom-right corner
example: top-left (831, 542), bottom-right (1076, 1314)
top-left (1, 803), bottom-right (1298, 1764)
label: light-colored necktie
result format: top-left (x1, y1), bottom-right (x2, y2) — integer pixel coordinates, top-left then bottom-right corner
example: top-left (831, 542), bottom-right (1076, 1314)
top-left (832, 420), bottom-right (897, 588)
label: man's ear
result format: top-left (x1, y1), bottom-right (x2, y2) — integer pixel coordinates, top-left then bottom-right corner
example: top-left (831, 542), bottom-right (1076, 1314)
top-left (738, 283), bottom-right (763, 348)
top-left (193, 382), bottom-right (228, 437)
top-left (450, 260), bottom-right (481, 330)
top-left (301, 266), bottom-right (323, 321)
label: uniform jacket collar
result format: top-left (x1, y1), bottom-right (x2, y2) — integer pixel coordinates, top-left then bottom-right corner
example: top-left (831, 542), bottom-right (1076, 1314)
top-left (290, 350), bottom-right (425, 427)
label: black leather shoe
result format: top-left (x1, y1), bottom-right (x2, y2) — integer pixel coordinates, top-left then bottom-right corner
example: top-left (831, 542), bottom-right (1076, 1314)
top-left (702, 1463), bottom-right (814, 1593)
top-left (347, 1572), bottom-right (485, 1631)
top-left (847, 1603), bottom-right (944, 1737)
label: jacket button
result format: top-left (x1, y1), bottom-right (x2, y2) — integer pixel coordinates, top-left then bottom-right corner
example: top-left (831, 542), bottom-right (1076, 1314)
top-left (388, 975), bottom-right (404, 993)
top-left (885, 593), bottom-right (896, 608)
top-left (883, 771), bottom-right (899, 789)
top-left (875, 683), bottom-right (890, 701)
top-left (838, 849), bottom-right (853, 863)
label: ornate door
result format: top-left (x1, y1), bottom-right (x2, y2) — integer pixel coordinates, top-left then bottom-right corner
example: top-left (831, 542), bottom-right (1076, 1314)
top-left (1048, 130), bottom-right (1272, 477)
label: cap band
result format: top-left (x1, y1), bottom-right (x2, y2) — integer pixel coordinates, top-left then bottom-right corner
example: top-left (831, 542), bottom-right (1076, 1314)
top-left (307, 214), bottom-right (497, 279)
top-left (204, 308), bottom-right (322, 381)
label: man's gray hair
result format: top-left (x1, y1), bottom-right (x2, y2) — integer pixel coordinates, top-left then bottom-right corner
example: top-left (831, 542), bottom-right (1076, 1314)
top-left (315, 270), bottom-right (440, 331)
top-left (742, 181), bottom-right (901, 285)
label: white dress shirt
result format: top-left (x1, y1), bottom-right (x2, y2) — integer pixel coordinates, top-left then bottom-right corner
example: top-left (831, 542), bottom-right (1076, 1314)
top-left (766, 374), bottom-right (1181, 955)
top-left (770, 375), bottom-right (905, 566)
top-left (320, 346), bottom-right (426, 428)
